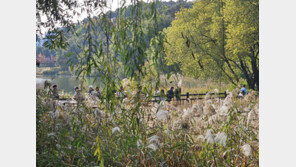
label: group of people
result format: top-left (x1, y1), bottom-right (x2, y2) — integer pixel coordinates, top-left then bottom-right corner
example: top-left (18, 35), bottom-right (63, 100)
top-left (50, 83), bottom-right (248, 102)
top-left (154, 86), bottom-right (182, 103)
top-left (154, 84), bottom-right (248, 103)
top-left (50, 84), bottom-right (102, 101)
top-left (50, 83), bottom-right (128, 102)
top-left (87, 85), bottom-right (102, 99)
top-left (74, 85), bottom-right (102, 101)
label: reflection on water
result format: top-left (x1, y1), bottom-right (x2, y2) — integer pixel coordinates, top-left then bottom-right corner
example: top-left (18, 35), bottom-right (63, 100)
top-left (36, 75), bottom-right (102, 95)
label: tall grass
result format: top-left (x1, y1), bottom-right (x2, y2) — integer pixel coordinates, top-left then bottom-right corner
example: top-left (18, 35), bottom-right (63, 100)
top-left (36, 83), bottom-right (258, 166)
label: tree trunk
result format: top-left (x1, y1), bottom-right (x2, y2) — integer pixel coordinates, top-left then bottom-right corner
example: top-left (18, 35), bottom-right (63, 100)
top-left (247, 77), bottom-right (255, 90)
top-left (239, 58), bottom-right (256, 90)
top-left (251, 56), bottom-right (259, 90)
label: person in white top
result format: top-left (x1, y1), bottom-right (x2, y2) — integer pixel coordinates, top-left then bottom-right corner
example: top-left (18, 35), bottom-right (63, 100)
top-left (89, 85), bottom-right (95, 95)
top-left (154, 88), bottom-right (160, 102)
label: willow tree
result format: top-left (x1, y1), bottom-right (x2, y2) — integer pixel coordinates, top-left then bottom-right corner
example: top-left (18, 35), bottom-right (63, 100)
top-left (37, 1), bottom-right (165, 165)
top-left (37, 0), bottom-right (163, 98)
top-left (165, 0), bottom-right (259, 90)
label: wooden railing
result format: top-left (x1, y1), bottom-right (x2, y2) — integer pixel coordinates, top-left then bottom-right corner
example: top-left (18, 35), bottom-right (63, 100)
top-left (151, 91), bottom-right (228, 104)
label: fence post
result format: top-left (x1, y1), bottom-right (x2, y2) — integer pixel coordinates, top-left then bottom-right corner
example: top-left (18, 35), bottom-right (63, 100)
top-left (186, 92), bottom-right (189, 103)
top-left (224, 91), bottom-right (227, 98)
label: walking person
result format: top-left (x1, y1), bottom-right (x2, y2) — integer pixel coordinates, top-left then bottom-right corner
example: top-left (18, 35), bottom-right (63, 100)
top-left (52, 85), bottom-right (59, 99)
top-left (166, 87), bottom-right (175, 102)
top-left (175, 86), bottom-right (181, 104)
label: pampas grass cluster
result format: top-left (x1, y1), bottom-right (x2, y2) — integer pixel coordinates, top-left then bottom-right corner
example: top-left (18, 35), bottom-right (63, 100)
top-left (37, 82), bottom-right (259, 166)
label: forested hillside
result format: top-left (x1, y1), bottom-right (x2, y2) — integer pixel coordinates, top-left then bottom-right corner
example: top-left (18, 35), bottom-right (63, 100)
top-left (37, 0), bottom-right (193, 76)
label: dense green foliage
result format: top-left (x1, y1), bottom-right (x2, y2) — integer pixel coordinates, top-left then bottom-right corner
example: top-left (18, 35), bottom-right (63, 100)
top-left (37, 0), bottom-right (193, 76)
top-left (165, 0), bottom-right (259, 90)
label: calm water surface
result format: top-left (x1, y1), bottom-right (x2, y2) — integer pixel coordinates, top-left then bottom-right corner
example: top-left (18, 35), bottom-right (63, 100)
top-left (36, 75), bottom-right (102, 95)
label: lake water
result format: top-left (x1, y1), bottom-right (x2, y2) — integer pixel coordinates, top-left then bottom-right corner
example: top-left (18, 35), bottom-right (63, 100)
top-left (36, 75), bottom-right (102, 95)
top-left (36, 75), bottom-right (229, 96)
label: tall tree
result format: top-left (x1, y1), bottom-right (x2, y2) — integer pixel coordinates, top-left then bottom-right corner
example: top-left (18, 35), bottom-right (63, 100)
top-left (165, 0), bottom-right (259, 89)
top-left (224, 0), bottom-right (259, 90)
